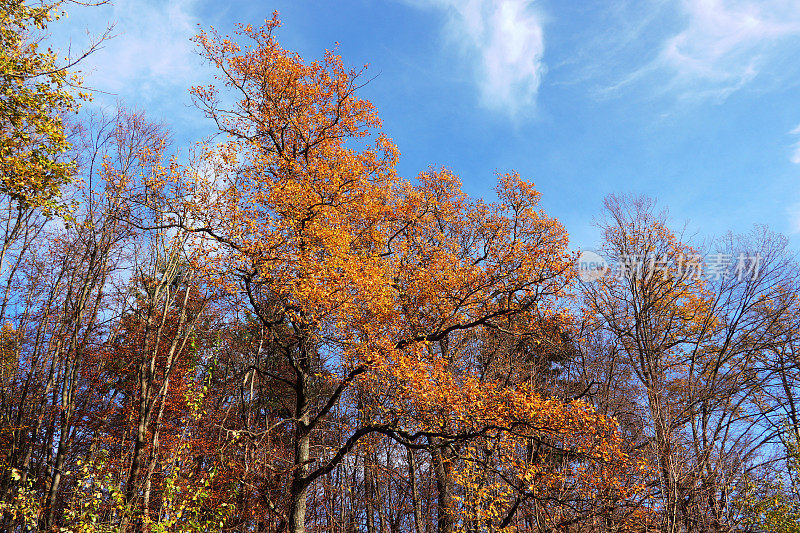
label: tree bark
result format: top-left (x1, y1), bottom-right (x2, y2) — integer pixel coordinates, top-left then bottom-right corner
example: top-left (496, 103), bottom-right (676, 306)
top-left (407, 447), bottom-right (424, 533)
top-left (429, 437), bottom-right (455, 533)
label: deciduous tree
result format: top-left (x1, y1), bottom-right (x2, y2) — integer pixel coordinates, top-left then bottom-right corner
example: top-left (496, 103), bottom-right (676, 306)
top-left (179, 17), bottom-right (645, 533)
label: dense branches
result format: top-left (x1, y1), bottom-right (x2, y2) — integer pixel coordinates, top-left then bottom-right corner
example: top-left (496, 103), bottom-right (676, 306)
top-left (0, 9), bottom-right (799, 533)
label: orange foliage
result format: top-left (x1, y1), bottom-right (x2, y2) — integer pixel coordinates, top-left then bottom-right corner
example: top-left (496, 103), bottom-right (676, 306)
top-left (163, 14), bottom-right (651, 533)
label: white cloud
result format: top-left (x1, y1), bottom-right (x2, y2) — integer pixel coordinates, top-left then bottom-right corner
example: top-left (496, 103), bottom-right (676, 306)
top-left (610, 0), bottom-right (800, 100)
top-left (791, 146), bottom-right (800, 165)
top-left (665, 1), bottom-right (800, 89)
top-left (410, 0), bottom-right (546, 116)
top-left (789, 123), bottom-right (800, 164)
top-left (52, 0), bottom-right (203, 103)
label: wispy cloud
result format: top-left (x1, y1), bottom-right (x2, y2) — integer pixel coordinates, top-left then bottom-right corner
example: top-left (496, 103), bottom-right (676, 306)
top-left (52, 0), bottom-right (204, 104)
top-left (409, 0), bottom-right (546, 116)
top-left (605, 0), bottom-right (800, 101)
top-left (789, 123), bottom-right (800, 164)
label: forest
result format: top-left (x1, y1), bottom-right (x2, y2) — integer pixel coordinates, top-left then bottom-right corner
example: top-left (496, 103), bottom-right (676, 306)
top-left (1, 1), bottom-right (800, 532)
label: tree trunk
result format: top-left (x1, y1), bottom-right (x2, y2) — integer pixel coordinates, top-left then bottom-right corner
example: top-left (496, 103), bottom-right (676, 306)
top-left (365, 453), bottom-right (376, 533)
top-left (407, 447), bottom-right (424, 533)
top-left (289, 344), bottom-right (311, 533)
top-left (648, 388), bottom-right (681, 533)
top-left (289, 412), bottom-right (311, 533)
top-left (429, 438), bottom-right (455, 533)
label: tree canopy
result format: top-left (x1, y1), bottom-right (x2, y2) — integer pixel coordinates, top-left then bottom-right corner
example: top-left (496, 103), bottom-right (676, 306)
top-left (0, 7), bottom-right (798, 533)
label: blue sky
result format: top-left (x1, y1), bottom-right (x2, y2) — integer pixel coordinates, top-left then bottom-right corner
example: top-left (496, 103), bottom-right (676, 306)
top-left (51, 0), bottom-right (800, 250)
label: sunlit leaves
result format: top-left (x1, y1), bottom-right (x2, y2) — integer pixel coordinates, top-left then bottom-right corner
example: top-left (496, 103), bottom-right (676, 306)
top-left (0, 0), bottom-right (84, 211)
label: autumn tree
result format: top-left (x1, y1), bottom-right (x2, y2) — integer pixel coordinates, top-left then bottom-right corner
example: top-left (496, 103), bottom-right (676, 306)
top-left (583, 195), bottom-right (800, 533)
top-left (0, 0), bottom-right (106, 210)
top-left (0, 105), bottom-right (198, 532)
top-left (170, 16), bottom-right (648, 533)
